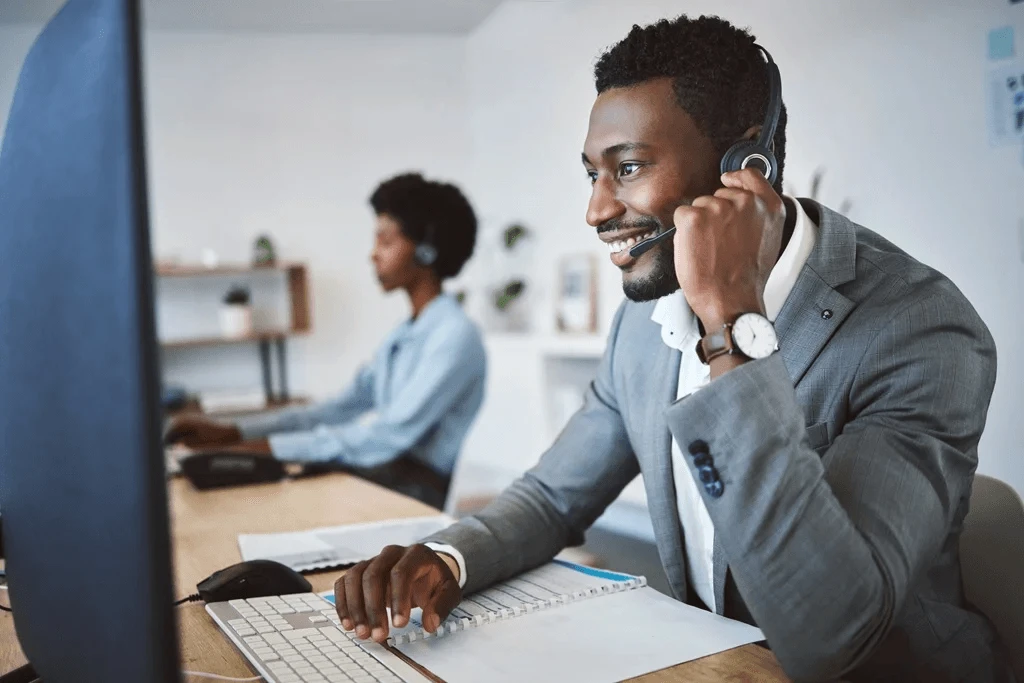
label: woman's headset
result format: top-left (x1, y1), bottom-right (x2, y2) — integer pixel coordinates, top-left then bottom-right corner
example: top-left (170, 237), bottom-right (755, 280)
top-left (413, 223), bottom-right (438, 267)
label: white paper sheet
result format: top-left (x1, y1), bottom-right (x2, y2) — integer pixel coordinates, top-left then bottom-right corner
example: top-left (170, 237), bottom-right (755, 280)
top-left (237, 515), bottom-right (454, 572)
top-left (396, 586), bottom-right (765, 683)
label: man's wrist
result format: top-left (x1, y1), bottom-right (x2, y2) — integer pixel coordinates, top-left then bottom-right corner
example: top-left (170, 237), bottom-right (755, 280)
top-left (422, 542), bottom-right (466, 588)
top-left (437, 553), bottom-right (460, 582)
top-left (697, 297), bottom-right (765, 332)
top-left (709, 352), bottom-right (750, 380)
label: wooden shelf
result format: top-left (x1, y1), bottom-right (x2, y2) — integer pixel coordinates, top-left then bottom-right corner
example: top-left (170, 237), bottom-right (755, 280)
top-left (160, 329), bottom-right (303, 350)
top-left (154, 262), bottom-right (304, 278)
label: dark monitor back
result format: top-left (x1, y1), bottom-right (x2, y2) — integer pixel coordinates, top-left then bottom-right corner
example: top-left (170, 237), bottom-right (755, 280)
top-left (0, 1), bottom-right (180, 681)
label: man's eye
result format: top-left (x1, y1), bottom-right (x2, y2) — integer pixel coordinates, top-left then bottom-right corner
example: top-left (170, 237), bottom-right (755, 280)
top-left (619, 162), bottom-right (642, 177)
top-left (586, 170), bottom-right (598, 184)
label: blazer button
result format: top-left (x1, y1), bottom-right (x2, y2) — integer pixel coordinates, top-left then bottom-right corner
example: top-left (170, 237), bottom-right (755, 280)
top-left (688, 439), bottom-right (710, 455)
top-left (697, 465), bottom-right (718, 484)
top-left (693, 453), bottom-right (712, 469)
top-left (705, 480), bottom-right (724, 498)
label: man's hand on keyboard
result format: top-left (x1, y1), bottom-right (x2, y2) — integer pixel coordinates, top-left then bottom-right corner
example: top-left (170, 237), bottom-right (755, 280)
top-left (334, 544), bottom-right (461, 644)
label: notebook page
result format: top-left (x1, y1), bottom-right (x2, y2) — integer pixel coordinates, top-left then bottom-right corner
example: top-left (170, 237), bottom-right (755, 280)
top-left (396, 585), bottom-right (765, 683)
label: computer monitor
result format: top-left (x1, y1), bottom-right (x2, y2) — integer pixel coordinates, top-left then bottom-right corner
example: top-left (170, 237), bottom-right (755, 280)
top-left (0, 1), bottom-right (180, 681)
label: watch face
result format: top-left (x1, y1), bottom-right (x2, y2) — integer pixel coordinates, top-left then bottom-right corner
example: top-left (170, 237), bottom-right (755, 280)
top-left (732, 313), bottom-right (778, 359)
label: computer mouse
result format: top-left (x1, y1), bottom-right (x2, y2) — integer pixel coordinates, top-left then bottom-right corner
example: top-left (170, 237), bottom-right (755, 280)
top-left (197, 559), bottom-right (312, 603)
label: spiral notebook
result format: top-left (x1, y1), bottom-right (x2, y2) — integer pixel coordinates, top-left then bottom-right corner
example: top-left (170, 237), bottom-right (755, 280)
top-left (321, 560), bottom-right (765, 683)
top-left (385, 559), bottom-right (644, 646)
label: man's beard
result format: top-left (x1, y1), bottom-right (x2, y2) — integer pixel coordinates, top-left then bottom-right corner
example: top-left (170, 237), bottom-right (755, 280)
top-left (597, 215), bottom-right (679, 302)
top-left (622, 241), bottom-right (679, 302)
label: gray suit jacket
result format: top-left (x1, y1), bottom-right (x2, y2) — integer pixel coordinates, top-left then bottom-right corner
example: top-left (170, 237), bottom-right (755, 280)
top-left (426, 201), bottom-right (1013, 683)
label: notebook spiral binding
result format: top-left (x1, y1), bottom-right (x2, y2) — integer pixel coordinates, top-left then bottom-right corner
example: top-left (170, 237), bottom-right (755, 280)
top-left (387, 574), bottom-right (648, 646)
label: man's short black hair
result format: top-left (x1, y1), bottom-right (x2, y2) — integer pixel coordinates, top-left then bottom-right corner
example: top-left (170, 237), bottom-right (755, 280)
top-left (594, 14), bottom-right (787, 192)
top-left (369, 172), bottom-right (478, 280)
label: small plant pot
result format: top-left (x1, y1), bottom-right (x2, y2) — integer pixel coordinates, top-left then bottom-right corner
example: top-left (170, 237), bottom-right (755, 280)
top-left (220, 304), bottom-right (253, 338)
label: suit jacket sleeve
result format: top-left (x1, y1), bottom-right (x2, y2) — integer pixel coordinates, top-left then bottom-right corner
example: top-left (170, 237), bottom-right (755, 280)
top-left (423, 302), bottom-right (640, 594)
top-left (665, 292), bottom-right (997, 682)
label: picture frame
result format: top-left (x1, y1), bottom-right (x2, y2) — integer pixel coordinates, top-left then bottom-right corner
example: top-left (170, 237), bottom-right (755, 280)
top-left (556, 253), bottom-right (598, 333)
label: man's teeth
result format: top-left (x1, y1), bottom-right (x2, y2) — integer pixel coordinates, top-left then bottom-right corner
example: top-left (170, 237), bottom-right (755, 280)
top-left (608, 231), bottom-right (658, 254)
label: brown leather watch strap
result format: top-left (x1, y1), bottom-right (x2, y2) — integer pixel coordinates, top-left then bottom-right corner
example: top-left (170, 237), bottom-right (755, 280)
top-left (695, 324), bottom-right (737, 365)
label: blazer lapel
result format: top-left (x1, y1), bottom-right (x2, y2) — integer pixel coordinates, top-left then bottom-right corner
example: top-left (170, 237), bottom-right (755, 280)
top-left (774, 200), bottom-right (858, 384)
top-left (643, 339), bottom-right (689, 601)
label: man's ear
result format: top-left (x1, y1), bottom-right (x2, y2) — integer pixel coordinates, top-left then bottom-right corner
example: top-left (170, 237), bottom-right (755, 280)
top-left (741, 125), bottom-right (761, 141)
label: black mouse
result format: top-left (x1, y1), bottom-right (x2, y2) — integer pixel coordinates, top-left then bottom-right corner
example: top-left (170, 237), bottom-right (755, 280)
top-left (197, 559), bottom-right (312, 603)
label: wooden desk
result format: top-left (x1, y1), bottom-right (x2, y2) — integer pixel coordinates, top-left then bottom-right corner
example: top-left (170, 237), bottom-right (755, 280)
top-left (0, 475), bottom-right (789, 682)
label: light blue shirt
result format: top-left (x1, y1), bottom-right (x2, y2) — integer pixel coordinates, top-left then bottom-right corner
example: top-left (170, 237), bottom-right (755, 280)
top-left (235, 294), bottom-right (486, 476)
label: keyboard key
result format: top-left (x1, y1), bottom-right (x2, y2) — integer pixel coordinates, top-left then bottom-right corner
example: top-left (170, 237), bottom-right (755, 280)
top-left (284, 655), bottom-right (306, 664)
top-left (294, 665), bottom-right (318, 676)
top-left (264, 633), bottom-right (286, 644)
top-left (326, 675), bottom-right (353, 683)
top-left (291, 628), bottom-right (321, 639)
top-left (309, 614), bottom-right (328, 623)
top-left (243, 636), bottom-right (264, 645)
top-left (305, 676), bottom-right (327, 683)
top-left (278, 675), bottom-right (301, 683)
top-left (234, 627), bottom-right (255, 636)
top-left (261, 652), bottom-right (280, 662)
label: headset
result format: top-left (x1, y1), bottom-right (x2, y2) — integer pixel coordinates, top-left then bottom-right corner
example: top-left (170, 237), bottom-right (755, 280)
top-left (414, 223), bottom-right (438, 267)
top-left (630, 43), bottom-right (783, 259)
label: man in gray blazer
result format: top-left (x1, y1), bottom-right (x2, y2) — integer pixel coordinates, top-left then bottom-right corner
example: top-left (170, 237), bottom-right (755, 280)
top-left (332, 15), bottom-right (1013, 683)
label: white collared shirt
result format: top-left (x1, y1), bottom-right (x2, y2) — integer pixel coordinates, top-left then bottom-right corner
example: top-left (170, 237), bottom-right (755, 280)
top-left (651, 196), bottom-right (817, 612)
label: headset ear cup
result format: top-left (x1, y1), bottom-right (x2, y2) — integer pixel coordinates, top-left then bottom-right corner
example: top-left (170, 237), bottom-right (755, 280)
top-left (414, 243), bottom-right (438, 267)
top-left (720, 141), bottom-right (779, 187)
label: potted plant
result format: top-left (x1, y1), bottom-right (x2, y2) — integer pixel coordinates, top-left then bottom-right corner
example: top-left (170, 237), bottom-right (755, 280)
top-left (220, 285), bottom-right (253, 338)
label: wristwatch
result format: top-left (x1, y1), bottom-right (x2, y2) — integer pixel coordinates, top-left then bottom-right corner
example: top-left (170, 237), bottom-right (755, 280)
top-left (696, 312), bottom-right (779, 364)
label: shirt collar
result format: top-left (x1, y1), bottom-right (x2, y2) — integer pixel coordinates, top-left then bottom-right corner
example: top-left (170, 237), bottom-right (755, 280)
top-left (651, 196), bottom-right (818, 350)
top-left (394, 293), bottom-right (455, 342)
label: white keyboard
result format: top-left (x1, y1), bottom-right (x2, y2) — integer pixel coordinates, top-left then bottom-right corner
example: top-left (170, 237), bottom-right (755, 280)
top-left (207, 593), bottom-right (431, 683)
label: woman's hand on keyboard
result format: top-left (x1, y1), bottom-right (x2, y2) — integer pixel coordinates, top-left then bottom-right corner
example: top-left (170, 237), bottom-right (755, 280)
top-left (334, 544), bottom-right (462, 644)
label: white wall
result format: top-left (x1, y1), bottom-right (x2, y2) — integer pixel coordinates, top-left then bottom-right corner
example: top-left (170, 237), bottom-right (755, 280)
top-left (457, 0), bottom-right (1024, 497)
top-left (143, 32), bottom-right (470, 399)
top-left (0, 26), bottom-right (42, 133)
top-left (1, 25), bottom-right (471, 402)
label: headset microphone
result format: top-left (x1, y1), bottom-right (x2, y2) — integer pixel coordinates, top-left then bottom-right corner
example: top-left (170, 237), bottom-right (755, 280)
top-left (628, 43), bottom-right (782, 260)
top-left (629, 226), bottom-right (676, 258)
